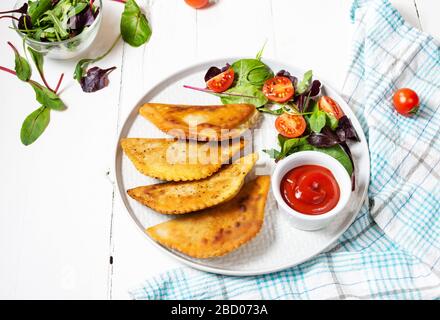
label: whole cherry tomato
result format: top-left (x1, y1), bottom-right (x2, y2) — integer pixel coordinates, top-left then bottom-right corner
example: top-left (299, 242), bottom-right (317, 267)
top-left (393, 88), bottom-right (419, 116)
top-left (185, 0), bottom-right (209, 9)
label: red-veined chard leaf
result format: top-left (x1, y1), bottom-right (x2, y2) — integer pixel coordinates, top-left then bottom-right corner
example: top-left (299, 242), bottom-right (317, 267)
top-left (8, 42), bottom-right (31, 82)
top-left (20, 106), bottom-right (50, 146)
top-left (29, 82), bottom-right (66, 110)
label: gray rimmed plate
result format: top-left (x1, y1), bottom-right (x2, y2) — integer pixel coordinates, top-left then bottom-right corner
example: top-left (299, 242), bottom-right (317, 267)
top-left (114, 58), bottom-right (370, 276)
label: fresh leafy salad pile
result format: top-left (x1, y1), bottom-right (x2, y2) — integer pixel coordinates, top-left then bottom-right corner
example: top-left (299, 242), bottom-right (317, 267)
top-left (74, 0), bottom-right (152, 92)
top-left (0, 0), bottom-right (152, 145)
top-left (185, 51), bottom-right (361, 189)
top-left (1, 0), bottom-right (100, 43)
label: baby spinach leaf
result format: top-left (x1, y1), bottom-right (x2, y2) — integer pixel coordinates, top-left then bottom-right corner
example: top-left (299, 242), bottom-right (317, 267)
top-left (297, 143), bottom-right (353, 175)
top-left (326, 113), bottom-right (339, 130)
top-left (30, 82), bottom-right (65, 110)
top-left (120, 0), bottom-right (152, 47)
top-left (220, 84), bottom-right (268, 107)
top-left (296, 70), bottom-right (313, 94)
top-left (309, 108), bottom-right (326, 133)
top-left (278, 135), bottom-right (309, 159)
top-left (262, 148), bottom-right (281, 159)
top-left (231, 59), bottom-right (273, 87)
top-left (265, 135), bottom-right (309, 160)
top-left (20, 106), bottom-right (50, 146)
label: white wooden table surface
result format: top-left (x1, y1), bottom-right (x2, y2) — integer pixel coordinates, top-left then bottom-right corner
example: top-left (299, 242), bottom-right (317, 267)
top-left (0, 0), bottom-right (438, 300)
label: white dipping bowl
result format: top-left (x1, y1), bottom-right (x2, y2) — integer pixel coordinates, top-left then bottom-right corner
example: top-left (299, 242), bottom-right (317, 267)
top-left (271, 151), bottom-right (352, 231)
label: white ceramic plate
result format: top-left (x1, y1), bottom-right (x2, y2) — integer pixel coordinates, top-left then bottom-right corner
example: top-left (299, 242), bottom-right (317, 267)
top-left (115, 58), bottom-right (370, 276)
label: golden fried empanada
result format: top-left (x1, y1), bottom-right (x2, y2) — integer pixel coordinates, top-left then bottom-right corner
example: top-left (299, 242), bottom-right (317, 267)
top-left (121, 138), bottom-right (244, 181)
top-left (139, 103), bottom-right (259, 141)
top-left (146, 176), bottom-right (270, 258)
top-left (127, 153), bottom-right (258, 214)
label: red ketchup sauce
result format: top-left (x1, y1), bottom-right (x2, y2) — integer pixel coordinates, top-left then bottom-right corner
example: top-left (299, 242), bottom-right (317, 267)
top-left (280, 165), bottom-right (340, 215)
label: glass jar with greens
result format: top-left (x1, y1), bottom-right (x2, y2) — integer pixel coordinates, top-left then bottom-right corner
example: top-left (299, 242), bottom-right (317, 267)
top-left (12, 0), bottom-right (102, 60)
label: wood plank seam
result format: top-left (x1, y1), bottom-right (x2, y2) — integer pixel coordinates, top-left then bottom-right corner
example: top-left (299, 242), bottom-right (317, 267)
top-left (413, 0), bottom-right (423, 30)
top-left (107, 41), bottom-right (127, 300)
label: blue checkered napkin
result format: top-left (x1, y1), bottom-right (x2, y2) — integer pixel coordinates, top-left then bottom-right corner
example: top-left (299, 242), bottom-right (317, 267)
top-left (130, 0), bottom-right (440, 300)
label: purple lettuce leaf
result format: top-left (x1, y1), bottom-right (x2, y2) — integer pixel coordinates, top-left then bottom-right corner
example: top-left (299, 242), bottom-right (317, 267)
top-left (68, 6), bottom-right (98, 31)
top-left (276, 70), bottom-right (297, 86)
top-left (80, 66), bottom-right (116, 93)
top-left (336, 115), bottom-right (360, 142)
top-left (307, 127), bottom-right (340, 148)
top-left (18, 14), bottom-right (32, 30)
top-left (294, 80), bottom-right (321, 112)
top-left (309, 80), bottom-right (321, 97)
top-left (307, 125), bottom-right (357, 190)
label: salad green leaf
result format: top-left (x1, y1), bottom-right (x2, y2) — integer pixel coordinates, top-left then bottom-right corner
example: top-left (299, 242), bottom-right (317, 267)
top-left (13, 49), bottom-right (32, 82)
top-left (297, 143), bottom-right (353, 175)
top-left (296, 70), bottom-right (313, 94)
top-left (120, 0), bottom-right (152, 47)
top-left (28, 0), bottom-right (53, 24)
top-left (257, 106), bottom-right (284, 115)
top-left (262, 148), bottom-right (280, 159)
top-left (44, 10), bottom-right (69, 40)
top-left (30, 82), bottom-right (65, 110)
top-left (27, 47), bottom-right (44, 74)
top-left (326, 113), bottom-right (339, 130)
top-left (263, 135), bottom-right (308, 161)
top-left (279, 135), bottom-right (309, 158)
top-left (231, 58), bottom-right (273, 87)
top-left (20, 106), bottom-right (50, 146)
top-left (220, 84), bottom-right (268, 107)
top-left (74, 58), bottom-right (94, 81)
top-left (309, 106), bottom-right (326, 133)
top-left (255, 42), bottom-right (267, 60)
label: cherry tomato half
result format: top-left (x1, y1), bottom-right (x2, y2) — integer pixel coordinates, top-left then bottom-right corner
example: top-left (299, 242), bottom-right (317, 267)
top-left (318, 96), bottom-right (345, 120)
top-left (275, 113), bottom-right (306, 138)
top-left (262, 76), bottom-right (295, 103)
top-left (206, 67), bottom-right (235, 93)
top-left (184, 0), bottom-right (209, 9)
top-left (393, 88), bottom-right (419, 116)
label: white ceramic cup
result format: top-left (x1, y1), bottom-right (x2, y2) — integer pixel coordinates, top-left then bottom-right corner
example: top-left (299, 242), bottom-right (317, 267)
top-left (271, 151), bottom-right (352, 231)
